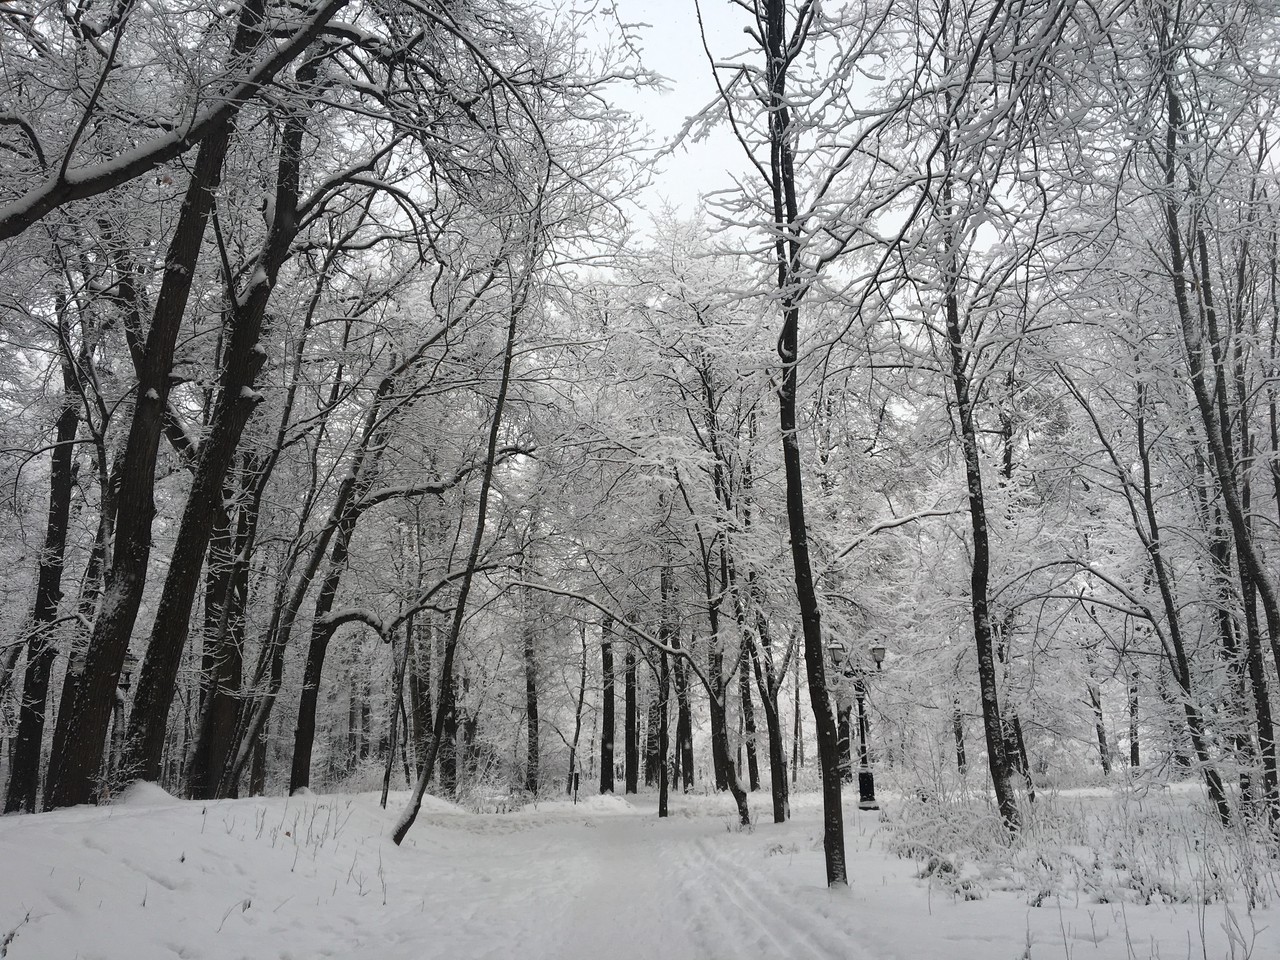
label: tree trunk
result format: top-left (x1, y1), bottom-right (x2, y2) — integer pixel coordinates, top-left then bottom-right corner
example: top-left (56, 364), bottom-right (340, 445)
top-left (940, 171), bottom-right (1021, 832)
top-left (657, 651), bottom-right (670, 818)
top-left (185, 478), bottom-right (252, 799)
top-left (672, 642), bottom-right (693, 792)
top-left (382, 625), bottom-right (413, 807)
top-left (792, 660), bottom-right (801, 784)
top-left (567, 624), bottom-right (588, 795)
top-left (392, 260), bottom-right (524, 844)
top-left (43, 31), bottom-right (255, 806)
top-left (439, 675), bottom-right (458, 797)
top-left (407, 612), bottom-right (432, 778)
top-left (836, 703), bottom-right (853, 784)
top-left (1128, 674), bottom-right (1139, 769)
top-left (709, 695), bottom-right (750, 826)
top-left (522, 592), bottom-right (539, 795)
top-left (600, 618), bottom-right (615, 793)
top-left (289, 514), bottom-right (358, 793)
top-left (645, 675), bottom-right (661, 788)
top-left (760, 0), bottom-right (845, 885)
top-left (1088, 679), bottom-right (1111, 776)
top-left (738, 642), bottom-right (760, 792)
top-left (5, 317), bottom-right (78, 813)
top-left (624, 645), bottom-right (638, 794)
top-left (122, 53), bottom-right (316, 785)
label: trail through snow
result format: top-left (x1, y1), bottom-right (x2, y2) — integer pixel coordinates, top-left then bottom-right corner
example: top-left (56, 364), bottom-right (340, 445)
top-left (0, 788), bottom-right (1274, 959)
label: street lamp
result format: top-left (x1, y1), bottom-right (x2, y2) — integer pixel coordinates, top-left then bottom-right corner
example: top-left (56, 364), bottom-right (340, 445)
top-left (826, 638), bottom-right (884, 811)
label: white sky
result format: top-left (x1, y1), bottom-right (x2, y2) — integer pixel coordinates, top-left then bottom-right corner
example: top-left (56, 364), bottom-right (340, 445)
top-left (604, 0), bottom-right (752, 219)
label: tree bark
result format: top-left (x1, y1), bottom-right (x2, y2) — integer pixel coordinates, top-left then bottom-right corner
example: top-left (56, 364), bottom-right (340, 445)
top-left (392, 235), bottom-right (528, 844)
top-left (760, 0), bottom-right (846, 884)
top-left (185, 496), bottom-right (248, 799)
top-left (657, 651), bottom-right (670, 818)
top-left (1128, 674), bottom-right (1139, 770)
top-left (408, 612), bottom-right (433, 778)
top-left (567, 624), bottom-right (588, 795)
top-left (940, 158), bottom-right (1021, 833)
top-left (599, 617), bottom-right (615, 793)
top-left (289, 513), bottom-right (359, 793)
top-left (122, 52), bottom-right (315, 783)
top-left (522, 585), bottom-right (539, 795)
top-left (43, 7), bottom-right (259, 805)
top-left (5, 302), bottom-right (79, 813)
top-left (624, 644), bottom-right (638, 794)
top-left (672, 641), bottom-right (693, 792)
top-left (738, 641), bottom-right (760, 791)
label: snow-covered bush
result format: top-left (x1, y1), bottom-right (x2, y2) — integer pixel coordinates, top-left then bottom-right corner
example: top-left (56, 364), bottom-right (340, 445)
top-left (881, 785), bottom-right (1280, 909)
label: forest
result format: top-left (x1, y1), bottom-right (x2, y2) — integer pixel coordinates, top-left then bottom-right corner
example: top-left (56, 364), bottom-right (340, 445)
top-left (2, 0), bottom-right (1280, 957)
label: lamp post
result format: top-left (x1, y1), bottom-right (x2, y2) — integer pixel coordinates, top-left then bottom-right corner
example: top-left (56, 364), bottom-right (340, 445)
top-left (827, 640), bottom-right (886, 810)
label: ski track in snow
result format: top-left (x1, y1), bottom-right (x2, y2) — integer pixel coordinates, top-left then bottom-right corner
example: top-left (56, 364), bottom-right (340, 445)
top-left (1, 789), bottom-right (1277, 960)
top-left (681, 834), bottom-right (866, 960)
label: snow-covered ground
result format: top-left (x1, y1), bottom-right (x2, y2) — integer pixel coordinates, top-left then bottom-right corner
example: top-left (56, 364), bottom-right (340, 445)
top-left (0, 784), bottom-right (1274, 959)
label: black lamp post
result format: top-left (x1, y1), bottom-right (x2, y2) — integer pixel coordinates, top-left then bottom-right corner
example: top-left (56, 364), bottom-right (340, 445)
top-left (827, 639), bottom-right (886, 810)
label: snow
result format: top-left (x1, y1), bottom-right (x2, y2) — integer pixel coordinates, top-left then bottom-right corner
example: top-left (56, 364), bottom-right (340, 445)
top-left (115, 781), bottom-right (179, 808)
top-left (0, 788), bottom-right (1275, 959)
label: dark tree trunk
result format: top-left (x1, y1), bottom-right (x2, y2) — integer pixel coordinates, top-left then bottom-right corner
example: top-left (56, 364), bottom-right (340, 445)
top-left (289, 514), bottom-right (358, 793)
top-left (439, 666), bottom-right (458, 796)
top-left (122, 53), bottom-right (316, 785)
top-left (1011, 715), bottom-right (1035, 801)
top-left (745, 603), bottom-right (789, 821)
top-left (1242, 578), bottom-right (1280, 821)
top-left (940, 160), bottom-right (1021, 832)
top-left (1088, 679), bottom-right (1111, 776)
top-left (645, 677), bottom-right (661, 788)
top-left (709, 695), bottom-right (750, 826)
top-left (185, 471), bottom-right (253, 799)
top-left (624, 645), bottom-right (638, 794)
top-left (1156, 64), bottom-right (1260, 825)
top-left (392, 277), bottom-right (521, 844)
top-left (523, 604), bottom-right (539, 795)
top-left (708, 645), bottom-right (728, 792)
top-left (567, 624), bottom-right (588, 795)
top-left (836, 704), bottom-right (853, 784)
top-left (1128, 675), bottom-right (1140, 769)
top-left (600, 618), bottom-right (615, 793)
top-left (791, 661), bottom-right (801, 784)
top-left (407, 613), bottom-right (432, 778)
top-left (249, 717), bottom-right (267, 796)
top-left (657, 651), bottom-right (670, 818)
top-left (382, 625), bottom-right (411, 805)
top-left (738, 642), bottom-right (760, 791)
top-left (5, 320), bottom-right (78, 813)
top-left (359, 675), bottom-right (371, 762)
top-left (761, 0), bottom-right (845, 885)
top-left (672, 645), bottom-right (694, 792)
top-left (953, 700), bottom-right (967, 776)
top-left (43, 30), bottom-right (255, 806)
top-left (462, 714), bottom-right (479, 780)
top-left (381, 627), bottom-right (412, 798)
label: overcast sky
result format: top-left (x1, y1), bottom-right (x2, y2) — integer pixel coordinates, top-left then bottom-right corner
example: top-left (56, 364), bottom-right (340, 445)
top-left (604, 0), bottom-right (750, 218)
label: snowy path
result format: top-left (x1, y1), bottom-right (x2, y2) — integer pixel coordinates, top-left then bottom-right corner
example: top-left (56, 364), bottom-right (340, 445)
top-left (1, 787), bottom-right (1276, 959)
